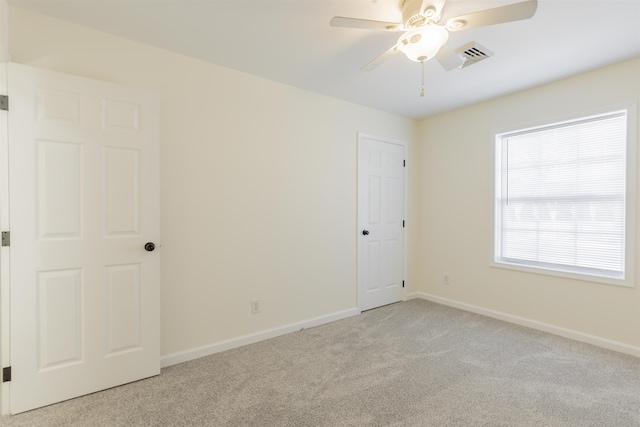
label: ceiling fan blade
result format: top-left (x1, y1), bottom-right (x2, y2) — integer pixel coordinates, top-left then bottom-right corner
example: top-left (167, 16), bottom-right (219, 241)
top-left (361, 44), bottom-right (399, 71)
top-left (445, 0), bottom-right (538, 31)
top-left (330, 16), bottom-right (403, 32)
top-left (435, 43), bottom-right (463, 71)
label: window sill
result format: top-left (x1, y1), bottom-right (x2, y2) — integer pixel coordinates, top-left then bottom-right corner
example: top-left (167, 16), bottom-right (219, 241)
top-left (490, 260), bottom-right (635, 288)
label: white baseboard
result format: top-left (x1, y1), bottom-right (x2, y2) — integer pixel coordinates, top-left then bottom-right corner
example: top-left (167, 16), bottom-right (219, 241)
top-left (160, 307), bottom-right (360, 368)
top-left (406, 292), bottom-right (640, 358)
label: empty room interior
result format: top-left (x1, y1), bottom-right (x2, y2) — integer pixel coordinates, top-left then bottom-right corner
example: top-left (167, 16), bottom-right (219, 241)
top-left (0, 0), bottom-right (639, 425)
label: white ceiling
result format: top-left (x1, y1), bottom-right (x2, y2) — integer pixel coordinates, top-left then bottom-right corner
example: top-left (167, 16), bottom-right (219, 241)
top-left (8, 0), bottom-right (640, 119)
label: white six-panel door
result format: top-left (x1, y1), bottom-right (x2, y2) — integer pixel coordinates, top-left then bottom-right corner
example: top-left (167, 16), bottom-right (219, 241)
top-left (358, 134), bottom-right (405, 311)
top-left (7, 63), bottom-right (160, 414)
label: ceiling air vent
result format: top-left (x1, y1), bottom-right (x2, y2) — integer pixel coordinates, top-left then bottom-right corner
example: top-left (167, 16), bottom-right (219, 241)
top-left (455, 42), bottom-right (494, 69)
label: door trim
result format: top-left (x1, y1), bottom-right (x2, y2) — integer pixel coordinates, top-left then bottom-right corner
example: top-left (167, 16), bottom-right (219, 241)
top-left (0, 61), bottom-right (9, 415)
top-left (356, 132), bottom-right (408, 312)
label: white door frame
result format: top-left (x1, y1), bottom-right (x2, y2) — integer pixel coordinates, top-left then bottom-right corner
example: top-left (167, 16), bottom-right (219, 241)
top-left (0, 2), bottom-right (12, 409)
top-left (0, 61), bottom-right (10, 415)
top-left (356, 132), bottom-right (408, 312)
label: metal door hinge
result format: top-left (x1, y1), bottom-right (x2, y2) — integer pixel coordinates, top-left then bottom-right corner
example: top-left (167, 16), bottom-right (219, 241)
top-left (1, 231), bottom-right (9, 247)
top-left (403, 160), bottom-right (406, 167)
top-left (403, 220), bottom-right (405, 228)
top-left (2, 366), bottom-right (11, 382)
top-left (402, 280), bottom-right (405, 288)
top-left (0, 95), bottom-right (7, 111)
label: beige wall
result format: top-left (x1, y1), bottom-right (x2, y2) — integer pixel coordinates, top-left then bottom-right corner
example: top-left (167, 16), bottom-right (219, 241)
top-left (7, 5), bottom-right (639, 359)
top-left (417, 58), bottom-right (640, 348)
top-left (8, 7), bottom-right (419, 356)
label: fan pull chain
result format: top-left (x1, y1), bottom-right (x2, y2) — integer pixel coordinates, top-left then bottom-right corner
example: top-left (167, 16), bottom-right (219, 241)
top-left (420, 61), bottom-right (425, 97)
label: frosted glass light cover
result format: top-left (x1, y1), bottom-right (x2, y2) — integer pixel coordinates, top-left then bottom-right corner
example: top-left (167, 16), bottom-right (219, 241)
top-left (397, 26), bottom-right (450, 62)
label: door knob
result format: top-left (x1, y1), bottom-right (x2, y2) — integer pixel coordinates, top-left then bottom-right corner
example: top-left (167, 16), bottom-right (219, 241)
top-left (362, 230), bottom-right (369, 236)
top-left (144, 242), bottom-right (156, 252)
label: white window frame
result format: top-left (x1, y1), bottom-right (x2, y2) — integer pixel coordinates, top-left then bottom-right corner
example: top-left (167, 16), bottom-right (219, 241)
top-left (490, 103), bottom-right (637, 287)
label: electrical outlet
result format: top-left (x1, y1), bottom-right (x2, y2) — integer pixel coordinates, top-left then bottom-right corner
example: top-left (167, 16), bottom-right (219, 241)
top-left (443, 274), bottom-right (450, 285)
top-left (251, 299), bottom-right (261, 314)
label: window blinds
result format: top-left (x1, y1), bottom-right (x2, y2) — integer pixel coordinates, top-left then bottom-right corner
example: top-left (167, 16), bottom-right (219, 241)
top-left (495, 111), bottom-right (628, 278)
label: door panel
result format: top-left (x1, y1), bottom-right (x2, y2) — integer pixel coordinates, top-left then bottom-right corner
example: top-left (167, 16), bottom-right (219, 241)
top-left (104, 147), bottom-right (140, 235)
top-left (358, 134), bottom-right (405, 311)
top-left (37, 140), bottom-right (82, 238)
top-left (366, 240), bottom-right (381, 292)
top-left (37, 269), bottom-right (83, 370)
top-left (105, 263), bottom-right (142, 355)
top-left (8, 62), bottom-right (160, 414)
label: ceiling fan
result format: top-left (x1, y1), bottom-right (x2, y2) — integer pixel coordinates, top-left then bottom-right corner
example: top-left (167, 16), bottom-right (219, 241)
top-left (330, 0), bottom-right (538, 72)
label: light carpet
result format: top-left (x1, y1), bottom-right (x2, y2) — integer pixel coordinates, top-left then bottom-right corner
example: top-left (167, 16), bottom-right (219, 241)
top-left (1, 299), bottom-right (639, 426)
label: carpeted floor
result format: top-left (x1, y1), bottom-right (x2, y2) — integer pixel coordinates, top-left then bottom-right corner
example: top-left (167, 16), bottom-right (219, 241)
top-left (1, 299), bottom-right (639, 426)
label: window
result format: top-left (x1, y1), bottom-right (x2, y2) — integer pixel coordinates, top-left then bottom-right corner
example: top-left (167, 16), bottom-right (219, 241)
top-left (493, 106), bottom-right (636, 286)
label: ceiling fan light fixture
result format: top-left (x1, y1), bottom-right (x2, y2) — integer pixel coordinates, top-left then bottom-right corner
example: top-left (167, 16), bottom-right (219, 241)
top-left (397, 25), bottom-right (449, 62)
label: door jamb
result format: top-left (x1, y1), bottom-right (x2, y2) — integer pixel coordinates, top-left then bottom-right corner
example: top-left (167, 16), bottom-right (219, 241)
top-left (0, 61), bottom-right (10, 415)
top-left (0, 3), bottom-right (12, 413)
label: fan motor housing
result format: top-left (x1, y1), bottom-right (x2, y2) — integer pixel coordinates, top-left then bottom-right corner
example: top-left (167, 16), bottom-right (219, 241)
top-left (402, 0), bottom-right (438, 27)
